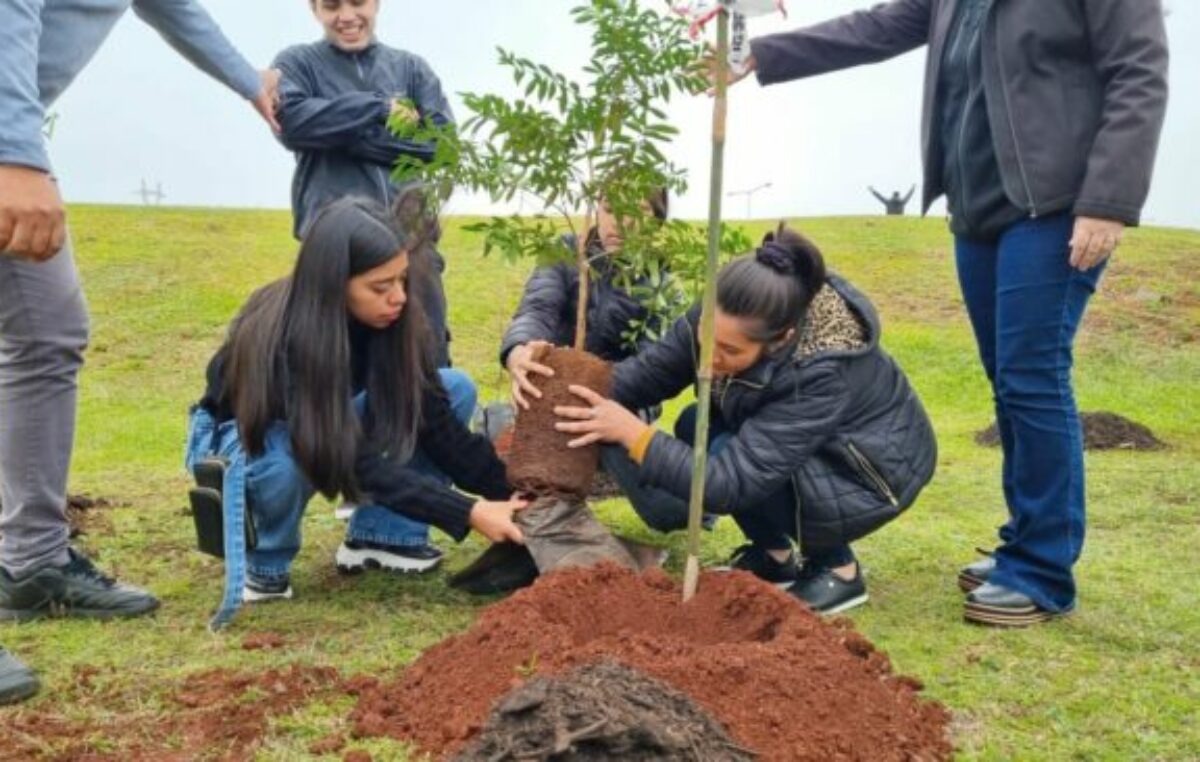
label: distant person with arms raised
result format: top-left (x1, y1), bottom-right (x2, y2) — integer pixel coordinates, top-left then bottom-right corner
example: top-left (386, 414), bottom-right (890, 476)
top-left (869, 185), bottom-right (915, 216)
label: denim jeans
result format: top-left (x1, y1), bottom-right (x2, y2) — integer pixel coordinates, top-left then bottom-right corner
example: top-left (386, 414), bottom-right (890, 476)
top-left (601, 404), bottom-right (854, 571)
top-left (187, 368), bottom-right (476, 584)
top-left (956, 213), bottom-right (1106, 612)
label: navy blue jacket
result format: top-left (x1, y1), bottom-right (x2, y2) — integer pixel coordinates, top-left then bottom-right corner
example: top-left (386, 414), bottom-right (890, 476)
top-left (612, 277), bottom-right (937, 550)
top-left (273, 39), bottom-right (454, 238)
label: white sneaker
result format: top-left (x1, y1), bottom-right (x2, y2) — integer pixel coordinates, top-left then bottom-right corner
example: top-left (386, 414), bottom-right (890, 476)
top-left (242, 577), bottom-right (294, 603)
top-left (335, 541), bottom-right (443, 575)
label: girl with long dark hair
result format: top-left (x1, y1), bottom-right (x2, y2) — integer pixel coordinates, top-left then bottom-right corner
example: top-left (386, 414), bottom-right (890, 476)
top-left (555, 225), bottom-right (936, 614)
top-left (186, 197), bottom-right (525, 612)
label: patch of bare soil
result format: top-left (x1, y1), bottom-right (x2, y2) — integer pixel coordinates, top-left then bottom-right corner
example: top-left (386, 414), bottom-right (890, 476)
top-left (975, 411), bottom-right (1166, 451)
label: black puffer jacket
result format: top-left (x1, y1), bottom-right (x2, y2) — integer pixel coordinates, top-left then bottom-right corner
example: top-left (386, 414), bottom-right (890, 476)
top-left (612, 275), bottom-right (937, 550)
top-left (499, 235), bottom-right (656, 367)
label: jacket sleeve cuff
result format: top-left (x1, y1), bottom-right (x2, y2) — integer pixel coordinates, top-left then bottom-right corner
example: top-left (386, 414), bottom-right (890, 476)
top-left (0, 140), bottom-right (51, 174)
top-left (431, 490), bottom-right (475, 542)
top-left (1072, 200), bottom-right (1142, 228)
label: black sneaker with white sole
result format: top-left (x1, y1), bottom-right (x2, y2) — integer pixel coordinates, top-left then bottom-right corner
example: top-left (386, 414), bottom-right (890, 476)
top-left (718, 544), bottom-right (799, 588)
top-left (789, 565), bottom-right (869, 615)
top-left (336, 540), bottom-right (443, 575)
top-left (0, 548), bottom-right (159, 622)
top-left (242, 576), bottom-right (293, 603)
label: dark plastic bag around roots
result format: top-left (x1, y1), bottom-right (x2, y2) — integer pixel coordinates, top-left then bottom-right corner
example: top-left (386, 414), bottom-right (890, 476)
top-left (517, 496), bottom-right (638, 574)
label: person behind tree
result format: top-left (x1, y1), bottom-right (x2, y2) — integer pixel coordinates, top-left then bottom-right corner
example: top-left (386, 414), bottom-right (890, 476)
top-left (869, 185), bottom-right (915, 216)
top-left (186, 198), bottom-right (527, 608)
top-left (0, 0), bottom-right (279, 706)
top-left (501, 189), bottom-right (671, 412)
top-left (273, 0), bottom-right (456, 366)
top-left (553, 225), bottom-right (937, 615)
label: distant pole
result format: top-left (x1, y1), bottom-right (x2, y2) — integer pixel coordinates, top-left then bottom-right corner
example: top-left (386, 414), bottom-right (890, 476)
top-left (727, 181), bottom-right (772, 220)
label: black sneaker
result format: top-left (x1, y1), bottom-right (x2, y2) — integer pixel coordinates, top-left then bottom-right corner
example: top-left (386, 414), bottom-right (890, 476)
top-left (0, 647), bottom-right (40, 706)
top-left (242, 575), bottom-right (294, 603)
top-left (718, 544), bottom-right (798, 588)
top-left (335, 540), bottom-right (443, 575)
top-left (789, 565), bottom-right (869, 615)
top-left (0, 548), bottom-right (159, 622)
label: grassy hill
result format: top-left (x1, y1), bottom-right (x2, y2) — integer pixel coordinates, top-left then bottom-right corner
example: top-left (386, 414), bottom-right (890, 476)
top-left (2, 205), bottom-right (1197, 760)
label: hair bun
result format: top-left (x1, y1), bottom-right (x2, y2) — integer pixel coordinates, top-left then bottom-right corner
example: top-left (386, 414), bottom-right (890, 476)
top-left (755, 241), bottom-right (797, 275)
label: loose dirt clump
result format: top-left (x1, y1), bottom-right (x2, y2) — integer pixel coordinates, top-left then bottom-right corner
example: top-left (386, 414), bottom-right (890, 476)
top-left (975, 411), bottom-right (1166, 451)
top-left (454, 660), bottom-right (755, 761)
top-left (241, 632), bottom-right (289, 651)
top-left (505, 347), bottom-right (612, 496)
top-left (0, 664), bottom-right (347, 761)
top-left (350, 564), bottom-right (951, 761)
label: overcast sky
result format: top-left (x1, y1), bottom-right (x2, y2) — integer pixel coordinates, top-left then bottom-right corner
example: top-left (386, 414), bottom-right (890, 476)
top-left (46, 0), bottom-right (1199, 229)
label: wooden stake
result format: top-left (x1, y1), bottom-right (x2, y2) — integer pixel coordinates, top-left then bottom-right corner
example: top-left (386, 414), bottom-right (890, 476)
top-left (574, 208), bottom-right (592, 351)
top-left (683, 10), bottom-right (730, 603)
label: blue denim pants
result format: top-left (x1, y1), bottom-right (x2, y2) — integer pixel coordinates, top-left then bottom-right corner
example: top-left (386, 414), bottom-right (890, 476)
top-left (956, 213), bottom-right (1106, 612)
top-left (186, 368), bottom-right (476, 585)
top-left (601, 404), bottom-right (855, 571)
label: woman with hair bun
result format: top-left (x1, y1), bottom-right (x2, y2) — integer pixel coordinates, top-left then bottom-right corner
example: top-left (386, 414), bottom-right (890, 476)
top-left (555, 224), bottom-right (936, 614)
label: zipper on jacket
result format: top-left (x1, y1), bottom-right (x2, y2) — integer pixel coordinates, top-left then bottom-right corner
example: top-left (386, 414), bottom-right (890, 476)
top-left (846, 442), bottom-right (899, 508)
top-left (987, 8), bottom-right (1039, 217)
top-left (353, 51), bottom-right (393, 206)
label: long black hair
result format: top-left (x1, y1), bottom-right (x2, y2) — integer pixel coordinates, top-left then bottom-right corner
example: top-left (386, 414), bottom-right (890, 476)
top-left (717, 223), bottom-right (827, 344)
top-left (224, 196), bottom-right (435, 501)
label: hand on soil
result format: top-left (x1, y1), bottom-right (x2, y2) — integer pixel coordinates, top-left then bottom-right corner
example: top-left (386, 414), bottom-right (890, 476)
top-left (469, 495), bottom-right (530, 544)
top-left (0, 165), bottom-right (66, 261)
top-left (507, 341), bottom-right (555, 410)
top-left (1070, 216), bottom-right (1124, 271)
top-left (555, 385), bottom-right (649, 449)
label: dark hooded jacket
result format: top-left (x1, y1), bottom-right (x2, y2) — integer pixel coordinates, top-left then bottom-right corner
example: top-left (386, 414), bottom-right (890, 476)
top-left (612, 276), bottom-right (937, 549)
top-left (749, 0), bottom-right (1169, 228)
top-left (273, 39), bottom-right (454, 239)
top-left (499, 234), bottom-right (661, 367)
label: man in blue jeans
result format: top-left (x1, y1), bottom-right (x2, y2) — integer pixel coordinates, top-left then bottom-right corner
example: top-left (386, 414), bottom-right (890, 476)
top-left (0, 0), bottom-right (279, 705)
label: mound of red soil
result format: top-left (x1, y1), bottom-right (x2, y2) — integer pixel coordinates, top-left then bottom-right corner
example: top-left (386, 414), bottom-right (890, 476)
top-left (350, 565), bottom-right (951, 761)
top-left (454, 660), bottom-right (755, 761)
top-left (505, 348), bottom-right (612, 497)
top-left (975, 411), bottom-right (1165, 451)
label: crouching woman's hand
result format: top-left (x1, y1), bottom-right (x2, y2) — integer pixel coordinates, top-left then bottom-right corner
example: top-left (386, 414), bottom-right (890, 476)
top-left (554, 385), bottom-right (650, 450)
top-left (469, 495), bottom-right (530, 544)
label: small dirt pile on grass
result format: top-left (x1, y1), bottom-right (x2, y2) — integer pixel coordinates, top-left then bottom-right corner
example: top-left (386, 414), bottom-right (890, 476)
top-left (453, 660), bottom-right (755, 761)
top-left (0, 664), bottom-right (346, 761)
top-left (975, 411), bottom-right (1165, 451)
top-left (350, 564), bottom-right (951, 761)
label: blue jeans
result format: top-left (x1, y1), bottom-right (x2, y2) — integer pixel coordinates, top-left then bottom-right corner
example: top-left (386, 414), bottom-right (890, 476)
top-left (601, 404), bottom-right (854, 570)
top-left (956, 213), bottom-right (1106, 612)
top-left (193, 368), bottom-right (476, 584)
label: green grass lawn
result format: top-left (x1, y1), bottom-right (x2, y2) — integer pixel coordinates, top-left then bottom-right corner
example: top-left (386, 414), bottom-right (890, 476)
top-left (2, 206), bottom-right (1198, 760)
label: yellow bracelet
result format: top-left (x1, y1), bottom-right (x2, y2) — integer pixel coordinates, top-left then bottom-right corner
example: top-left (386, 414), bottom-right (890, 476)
top-left (628, 426), bottom-right (656, 465)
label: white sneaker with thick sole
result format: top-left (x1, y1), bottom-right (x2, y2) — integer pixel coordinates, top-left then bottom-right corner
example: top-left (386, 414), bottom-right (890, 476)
top-left (335, 541), bottom-right (443, 575)
top-left (242, 579), bottom-right (294, 603)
